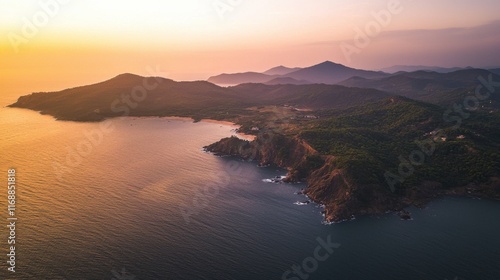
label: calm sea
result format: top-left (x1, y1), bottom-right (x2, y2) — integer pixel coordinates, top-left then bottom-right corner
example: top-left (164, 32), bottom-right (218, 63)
top-left (0, 92), bottom-right (499, 280)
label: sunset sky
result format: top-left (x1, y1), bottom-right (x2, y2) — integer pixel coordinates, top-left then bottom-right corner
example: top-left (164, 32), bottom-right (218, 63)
top-left (2, 0), bottom-right (500, 93)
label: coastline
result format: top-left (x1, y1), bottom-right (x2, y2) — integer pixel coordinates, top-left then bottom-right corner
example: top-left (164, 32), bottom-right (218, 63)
top-left (8, 90), bottom-right (500, 224)
top-left (200, 118), bottom-right (256, 141)
top-left (113, 115), bottom-right (257, 141)
top-left (204, 134), bottom-right (500, 223)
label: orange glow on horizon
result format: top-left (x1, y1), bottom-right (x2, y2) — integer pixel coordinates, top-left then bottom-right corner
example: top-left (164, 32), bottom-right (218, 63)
top-left (1, 0), bottom-right (500, 94)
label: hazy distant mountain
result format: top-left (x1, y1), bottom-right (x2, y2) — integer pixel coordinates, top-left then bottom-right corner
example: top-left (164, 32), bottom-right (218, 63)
top-left (283, 61), bottom-right (388, 84)
top-left (207, 66), bottom-right (302, 85)
top-left (263, 66), bottom-right (302, 76)
top-left (338, 69), bottom-right (500, 106)
top-left (207, 72), bottom-right (276, 85)
top-left (264, 77), bottom-right (311, 85)
top-left (339, 69), bottom-right (493, 92)
top-left (208, 61), bottom-right (388, 85)
top-left (380, 65), bottom-right (470, 73)
top-left (489, 68), bottom-right (500, 75)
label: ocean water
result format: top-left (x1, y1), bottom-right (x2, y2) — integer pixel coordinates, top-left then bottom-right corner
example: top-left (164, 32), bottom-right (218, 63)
top-left (1, 93), bottom-right (500, 280)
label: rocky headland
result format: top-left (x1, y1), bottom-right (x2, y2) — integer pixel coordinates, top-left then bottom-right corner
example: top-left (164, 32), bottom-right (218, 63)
top-left (205, 133), bottom-right (500, 223)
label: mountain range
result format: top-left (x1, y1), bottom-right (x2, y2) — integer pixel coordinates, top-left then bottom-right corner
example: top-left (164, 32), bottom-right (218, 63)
top-left (379, 65), bottom-right (472, 73)
top-left (380, 65), bottom-right (500, 74)
top-left (9, 73), bottom-right (390, 122)
top-left (9, 61), bottom-right (500, 223)
top-left (209, 61), bottom-right (500, 88)
top-left (208, 61), bottom-right (388, 85)
top-left (14, 64), bottom-right (499, 123)
top-left (338, 68), bottom-right (500, 106)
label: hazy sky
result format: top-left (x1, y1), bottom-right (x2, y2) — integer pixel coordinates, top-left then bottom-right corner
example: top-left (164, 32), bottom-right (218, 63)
top-left (1, 0), bottom-right (500, 92)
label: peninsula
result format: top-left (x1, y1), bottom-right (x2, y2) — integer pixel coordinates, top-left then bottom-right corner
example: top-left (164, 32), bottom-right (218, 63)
top-left (9, 61), bottom-right (500, 222)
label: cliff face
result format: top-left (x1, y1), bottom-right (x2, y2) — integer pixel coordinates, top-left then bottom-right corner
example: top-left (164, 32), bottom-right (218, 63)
top-left (205, 134), bottom-right (406, 222)
top-left (205, 134), bottom-right (500, 223)
top-left (302, 157), bottom-right (406, 222)
top-left (204, 133), bottom-right (315, 170)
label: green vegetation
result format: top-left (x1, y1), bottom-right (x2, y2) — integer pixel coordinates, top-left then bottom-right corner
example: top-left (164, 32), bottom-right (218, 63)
top-left (293, 155), bottom-right (326, 180)
top-left (10, 72), bottom-right (500, 195)
top-left (300, 97), bottom-right (500, 189)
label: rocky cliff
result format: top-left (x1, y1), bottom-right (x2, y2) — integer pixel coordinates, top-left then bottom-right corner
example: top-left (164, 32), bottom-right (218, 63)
top-left (205, 133), bottom-right (500, 223)
top-left (205, 134), bottom-right (412, 222)
top-left (204, 133), bottom-right (315, 171)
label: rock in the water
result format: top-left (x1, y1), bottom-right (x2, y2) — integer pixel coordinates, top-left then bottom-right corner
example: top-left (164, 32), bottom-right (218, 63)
top-left (398, 210), bottom-right (412, 220)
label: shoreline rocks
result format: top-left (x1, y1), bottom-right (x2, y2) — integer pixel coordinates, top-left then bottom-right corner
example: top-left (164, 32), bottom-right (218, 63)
top-left (205, 134), bottom-right (500, 224)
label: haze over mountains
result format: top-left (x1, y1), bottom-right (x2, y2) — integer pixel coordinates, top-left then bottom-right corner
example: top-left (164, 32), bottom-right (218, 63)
top-left (379, 65), bottom-right (472, 74)
top-left (208, 61), bottom-right (388, 85)
top-left (338, 69), bottom-right (500, 105)
top-left (204, 61), bottom-right (500, 110)
top-left (9, 72), bottom-right (391, 122)
top-left (10, 61), bottom-right (500, 122)
top-left (263, 66), bottom-right (302, 76)
top-left (9, 60), bottom-right (500, 223)
top-left (380, 65), bottom-right (500, 74)
top-left (208, 61), bottom-right (500, 88)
